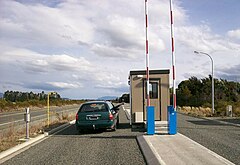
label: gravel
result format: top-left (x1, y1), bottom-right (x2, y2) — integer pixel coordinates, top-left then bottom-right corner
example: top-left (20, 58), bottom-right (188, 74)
top-left (178, 113), bottom-right (240, 165)
top-left (2, 107), bottom-right (146, 165)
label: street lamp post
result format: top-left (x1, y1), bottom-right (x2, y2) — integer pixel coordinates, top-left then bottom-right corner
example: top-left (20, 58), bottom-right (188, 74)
top-left (47, 92), bottom-right (56, 127)
top-left (194, 51), bottom-right (214, 114)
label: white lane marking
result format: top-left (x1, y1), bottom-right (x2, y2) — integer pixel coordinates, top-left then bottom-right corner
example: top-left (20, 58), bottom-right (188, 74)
top-left (0, 112), bottom-right (26, 117)
top-left (0, 115), bottom-right (46, 126)
top-left (178, 133), bottom-right (235, 165)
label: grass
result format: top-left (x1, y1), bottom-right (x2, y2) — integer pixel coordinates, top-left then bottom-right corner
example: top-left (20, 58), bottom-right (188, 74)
top-left (0, 113), bottom-right (75, 152)
top-left (178, 106), bottom-right (212, 117)
top-left (178, 106), bottom-right (240, 117)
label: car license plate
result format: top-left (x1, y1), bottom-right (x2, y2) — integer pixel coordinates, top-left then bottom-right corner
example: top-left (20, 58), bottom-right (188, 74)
top-left (86, 114), bottom-right (101, 120)
top-left (89, 116), bottom-right (98, 120)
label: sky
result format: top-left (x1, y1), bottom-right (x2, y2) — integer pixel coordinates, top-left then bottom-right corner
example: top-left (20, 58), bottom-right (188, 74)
top-left (0, 0), bottom-right (239, 99)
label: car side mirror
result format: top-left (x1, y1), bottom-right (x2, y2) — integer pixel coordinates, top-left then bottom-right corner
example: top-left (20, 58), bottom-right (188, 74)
top-left (111, 109), bottom-right (117, 114)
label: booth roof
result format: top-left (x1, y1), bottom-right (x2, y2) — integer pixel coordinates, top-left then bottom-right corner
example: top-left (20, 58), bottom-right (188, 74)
top-left (129, 69), bottom-right (170, 75)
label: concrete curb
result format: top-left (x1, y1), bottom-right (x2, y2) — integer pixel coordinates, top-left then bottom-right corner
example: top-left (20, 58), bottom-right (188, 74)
top-left (0, 120), bottom-right (75, 162)
top-left (136, 135), bottom-right (161, 165)
top-left (0, 134), bottom-right (45, 161)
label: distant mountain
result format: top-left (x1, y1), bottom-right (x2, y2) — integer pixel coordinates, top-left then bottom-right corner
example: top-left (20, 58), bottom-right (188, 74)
top-left (97, 96), bottom-right (117, 101)
top-left (0, 93), bottom-right (3, 98)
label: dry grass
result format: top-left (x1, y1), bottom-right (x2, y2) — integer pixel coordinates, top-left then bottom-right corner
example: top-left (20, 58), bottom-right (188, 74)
top-left (235, 107), bottom-right (240, 116)
top-left (0, 113), bottom-right (75, 152)
top-left (0, 123), bottom-right (21, 152)
top-left (178, 106), bottom-right (212, 117)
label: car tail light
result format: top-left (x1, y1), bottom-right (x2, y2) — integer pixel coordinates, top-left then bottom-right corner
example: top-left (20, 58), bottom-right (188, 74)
top-left (76, 113), bottom-right (78, 120)
top-left (109, 113), bottom-right (113, 120)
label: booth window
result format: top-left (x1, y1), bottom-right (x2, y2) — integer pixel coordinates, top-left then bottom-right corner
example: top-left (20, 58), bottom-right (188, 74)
top-left (146, 82), bottom-right (158, 99)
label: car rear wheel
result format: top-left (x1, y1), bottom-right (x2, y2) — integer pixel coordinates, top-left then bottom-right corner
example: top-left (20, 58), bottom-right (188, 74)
top-left (116, 117), bottom-right (120, 128)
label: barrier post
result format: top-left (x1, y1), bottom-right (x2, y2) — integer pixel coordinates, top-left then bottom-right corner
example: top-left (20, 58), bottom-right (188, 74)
top-left (147, 106), bottom-right (155, 135)
top-left (168, 106), bottom-right (177, 135)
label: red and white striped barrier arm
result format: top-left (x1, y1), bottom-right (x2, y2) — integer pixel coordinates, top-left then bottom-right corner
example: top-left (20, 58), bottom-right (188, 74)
top-left (145, 0), bottom-right (150, 107)
top-left (169, 0), bottom-right (176, 109)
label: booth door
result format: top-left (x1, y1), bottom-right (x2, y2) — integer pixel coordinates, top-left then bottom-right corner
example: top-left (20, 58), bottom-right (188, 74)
top-left (143, 80), bottom-right (161, 121)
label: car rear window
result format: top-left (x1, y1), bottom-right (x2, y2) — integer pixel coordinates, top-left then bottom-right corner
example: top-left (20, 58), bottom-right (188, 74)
top-left (79, 103), bottom-right (108, 112)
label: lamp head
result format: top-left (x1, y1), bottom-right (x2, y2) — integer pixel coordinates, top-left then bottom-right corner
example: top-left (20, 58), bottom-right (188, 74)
top-left (194, 51), bottom-right (199, 54)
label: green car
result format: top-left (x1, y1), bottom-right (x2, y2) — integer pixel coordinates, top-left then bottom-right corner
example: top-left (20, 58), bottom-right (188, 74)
top-left (76, 101), bottom-right (121, 133)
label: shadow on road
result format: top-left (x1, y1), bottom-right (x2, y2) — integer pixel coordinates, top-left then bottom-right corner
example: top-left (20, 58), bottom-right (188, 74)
top-left (118, 123), bottom-right (131, 129)
top-left (187, 120), bottom-right (227, 126)
top-left (218, 118), bottom-right (240, 125)
top-left (90, 135), bottom-right (136, 139)
top-left (54, 122), bottom-right (133, 136)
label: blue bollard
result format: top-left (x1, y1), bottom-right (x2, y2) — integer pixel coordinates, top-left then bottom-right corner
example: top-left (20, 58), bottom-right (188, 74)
top-left (147, 106), bottom-right (155, 135)
top-left (168, 106), bottom-right (177, 135)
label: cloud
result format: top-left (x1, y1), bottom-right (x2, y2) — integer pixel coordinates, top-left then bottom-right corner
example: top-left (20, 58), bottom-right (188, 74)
top-left (91, 44), bottom-right (142, 59)
top-left (97, 15), bottom-right (144, 49)
top-left (0, 47), bottom-right (92, 73)
top-left (47, 82), bottom-right (82, 89)
top-left (25, 81), bottom-right (82, 91)
top-left (216, 64), bottom-right (240, 82)
top-left (71, 70), bottom-right (129, 93)
top-left (0, 0), bottom-right (181, 60)
top-left (1, 0), bottom-right (240, 98)
top-left (95, 84), bottom-right (128, 93)
top-left (0, 0), bottom-right (94, 49)
top-left (227, 29), bottom-right (240, 40)
top-left (15, 0), bottom-right (62, 7)
top-left (176, 25), bottom-right (239, 52)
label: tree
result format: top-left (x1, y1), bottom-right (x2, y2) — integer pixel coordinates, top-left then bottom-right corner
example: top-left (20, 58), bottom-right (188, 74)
top-left (176, 76), bottom-right (240, 110)
top-left (3, 91), bottom-right (61, 102)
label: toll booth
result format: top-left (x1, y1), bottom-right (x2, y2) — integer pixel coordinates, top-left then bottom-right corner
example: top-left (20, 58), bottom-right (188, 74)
top-left (129, 69), bottom-right (170, 129)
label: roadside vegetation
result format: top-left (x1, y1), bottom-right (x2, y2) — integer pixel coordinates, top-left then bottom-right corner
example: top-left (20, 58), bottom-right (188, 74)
top-left (176, 76), bottom-right (240, 117)
top-left (0, 91), bottom-right (87, 112)
top-left (0, 112), bottom-right (75, 152)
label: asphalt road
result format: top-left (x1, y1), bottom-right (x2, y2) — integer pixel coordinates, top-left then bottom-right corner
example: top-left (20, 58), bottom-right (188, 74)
top-left (178, 113), bottom-right (240, 165)
top-left (0, 105), bottom-right (80, 130)
top-left (1, 107), bottom-right (146, 165)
